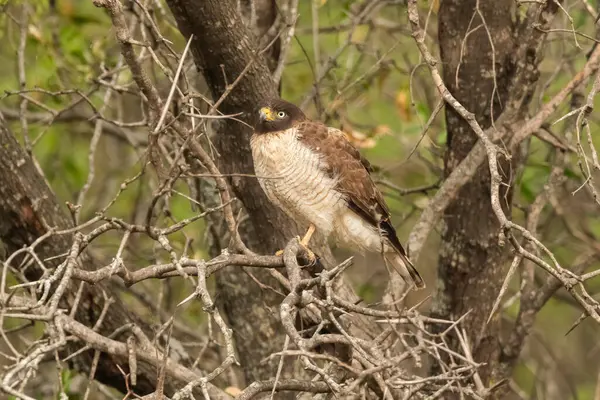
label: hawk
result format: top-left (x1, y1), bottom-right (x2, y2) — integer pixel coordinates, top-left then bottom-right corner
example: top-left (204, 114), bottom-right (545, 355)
top-left (250, 98), bottom-right (425, 290)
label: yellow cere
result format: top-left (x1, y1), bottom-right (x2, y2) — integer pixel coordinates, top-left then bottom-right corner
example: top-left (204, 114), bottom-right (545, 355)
top-left (259, 107), bottom-right (275, 121)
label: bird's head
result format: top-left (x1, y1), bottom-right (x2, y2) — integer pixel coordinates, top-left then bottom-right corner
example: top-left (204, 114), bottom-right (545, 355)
top-left (253, 98), bottom-right (306, 134)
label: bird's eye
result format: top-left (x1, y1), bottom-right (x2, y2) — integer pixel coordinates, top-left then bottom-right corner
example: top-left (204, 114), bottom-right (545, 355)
top-left (277, 111), bottom-right (286, 118)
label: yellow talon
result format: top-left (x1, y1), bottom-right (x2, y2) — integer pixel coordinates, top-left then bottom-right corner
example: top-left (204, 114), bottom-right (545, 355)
top-left (300, 245), bottom-right (317, 264)
top-left (297, 240), bottom-right (317, 265)
top-left (275, 224), bottom-right (317, 263)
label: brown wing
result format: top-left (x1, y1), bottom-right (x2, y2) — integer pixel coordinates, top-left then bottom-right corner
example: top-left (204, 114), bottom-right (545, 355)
top-left (296, 121), bottom-right (409, 257)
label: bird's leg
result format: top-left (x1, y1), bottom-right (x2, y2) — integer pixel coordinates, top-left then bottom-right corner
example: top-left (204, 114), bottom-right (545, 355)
top-left (298, 224), bottom-right (317, 264)
top-left (275, 224), bottom-right (317, 263)
top-left (300, 224), bottom-right (316, 247)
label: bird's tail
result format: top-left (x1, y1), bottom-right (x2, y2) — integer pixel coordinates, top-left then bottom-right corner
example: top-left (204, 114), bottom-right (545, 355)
top-left (384, 250), bottom-right (425, 290)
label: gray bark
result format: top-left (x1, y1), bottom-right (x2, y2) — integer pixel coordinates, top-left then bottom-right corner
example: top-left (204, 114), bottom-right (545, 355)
top-left (434, 4), bottom-right (516, 380)
top-left (433, 0), bottom-right (559, 386)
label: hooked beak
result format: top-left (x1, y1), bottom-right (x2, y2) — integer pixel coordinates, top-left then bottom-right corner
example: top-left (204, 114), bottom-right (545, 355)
top-left (259, 107), bottom-right (275, 122)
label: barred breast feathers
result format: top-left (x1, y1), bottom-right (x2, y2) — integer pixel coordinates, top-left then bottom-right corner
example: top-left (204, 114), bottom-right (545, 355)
top-left (250, 128), bottom-right (342, 236)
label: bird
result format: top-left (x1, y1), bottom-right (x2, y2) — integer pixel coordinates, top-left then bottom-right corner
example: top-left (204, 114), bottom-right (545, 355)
top-left (250, 98), bottom-right (425, 290)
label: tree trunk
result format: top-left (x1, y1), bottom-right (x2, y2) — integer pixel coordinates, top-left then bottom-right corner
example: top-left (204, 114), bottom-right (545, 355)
top-left (165, 0), bottom-right (302, 386)
top-left (433, 0), bottom-right (516, 382)
top-left (430, 0), bottom-right (564, 388)
top-left (165, 0), bottom-right (380, 389)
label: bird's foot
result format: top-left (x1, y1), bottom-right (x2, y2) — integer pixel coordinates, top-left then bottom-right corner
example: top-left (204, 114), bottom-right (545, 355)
top-left (275, 249), bottom-right (284, 256)
top-left (296, 237), bottom-right (317, 266)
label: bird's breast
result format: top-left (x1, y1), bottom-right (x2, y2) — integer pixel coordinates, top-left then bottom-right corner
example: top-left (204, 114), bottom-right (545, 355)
top-left (250, 130), bottom-right (343, 235)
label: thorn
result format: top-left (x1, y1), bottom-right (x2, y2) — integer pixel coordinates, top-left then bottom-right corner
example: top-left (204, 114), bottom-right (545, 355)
top-left (565, 312), bottom-right (587, 336)
top-left (177, 291), bottom-right (197, 307)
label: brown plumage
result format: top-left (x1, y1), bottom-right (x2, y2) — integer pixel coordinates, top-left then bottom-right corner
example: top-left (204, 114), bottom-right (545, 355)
top-left (251, 98), bottom-right (424, 289)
